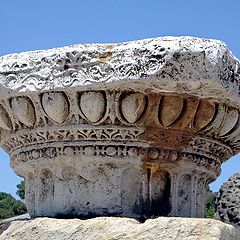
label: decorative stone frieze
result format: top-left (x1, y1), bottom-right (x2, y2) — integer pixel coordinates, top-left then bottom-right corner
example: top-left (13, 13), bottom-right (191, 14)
top-left (0, 36), bottom-right (240, 219)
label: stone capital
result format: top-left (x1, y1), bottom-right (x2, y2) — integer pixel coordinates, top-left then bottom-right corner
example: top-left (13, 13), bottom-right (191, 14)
top-left (0, 36), bottom-right (239, 219)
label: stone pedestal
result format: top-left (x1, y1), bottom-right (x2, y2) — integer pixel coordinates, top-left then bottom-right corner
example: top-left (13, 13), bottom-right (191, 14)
top-left (0, 36), bottom-right (239, 219)
top-left (1, 217), bottom-right (240, 240)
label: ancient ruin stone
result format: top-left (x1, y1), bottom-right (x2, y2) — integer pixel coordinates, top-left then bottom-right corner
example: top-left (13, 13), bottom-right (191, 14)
top-left (216, 173), bottom-right (240, 226)
top-left (1, 217), bottom-right (240, 240)
top-left (0, 36), bottom-right (240, 219)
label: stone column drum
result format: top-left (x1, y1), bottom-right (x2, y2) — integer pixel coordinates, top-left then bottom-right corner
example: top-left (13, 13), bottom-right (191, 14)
top-left (0, 37), bottom-right (239, 219)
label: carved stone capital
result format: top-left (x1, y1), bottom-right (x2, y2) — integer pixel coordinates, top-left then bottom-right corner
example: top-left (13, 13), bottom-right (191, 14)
top-left (0, 37), bottom-right (239, 219)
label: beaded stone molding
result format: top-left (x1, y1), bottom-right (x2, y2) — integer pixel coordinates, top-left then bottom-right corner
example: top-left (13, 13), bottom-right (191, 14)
top-left (0, 36), bottom-right (240, 219)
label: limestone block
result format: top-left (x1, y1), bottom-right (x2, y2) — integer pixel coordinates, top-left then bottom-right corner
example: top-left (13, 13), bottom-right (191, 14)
top-left (216, 173), bottom-right (240, 227)
top-left (1, 217), bottom-right (240, 240)
top-left (0, 36), bottom-right (240, 219)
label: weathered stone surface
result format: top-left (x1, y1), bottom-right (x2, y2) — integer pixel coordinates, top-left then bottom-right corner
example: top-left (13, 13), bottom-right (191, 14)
top-left (216, 173), bottom-right (240, 227)
top-left (0, 36), bottom-right (239, 107)
top-left (0, 36), bottom-right (240, 219)
top-left (1, 217), bottom-right (240, 240)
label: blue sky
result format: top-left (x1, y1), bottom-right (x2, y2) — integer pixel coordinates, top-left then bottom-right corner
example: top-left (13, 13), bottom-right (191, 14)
top-left (0, 0), bottom-right (240, 197)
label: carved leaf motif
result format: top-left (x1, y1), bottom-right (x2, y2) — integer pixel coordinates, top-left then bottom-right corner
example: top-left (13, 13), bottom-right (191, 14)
top-left (80, 91), bottom-right (106, 123)
top-left (121, 93), bottom-right (146, 124)
top-left (11, 97), bottom-right (36, 127)
top-left (159, 95), bottom-right (183, 127)
top-left (42, 92), bottom-right (69, 124)
top-left (194, 100), bottom-right (215, 131)
top-left (0, 105), bottom-right (12, 130)
top-left (219, 108), bottom-right (239, 136)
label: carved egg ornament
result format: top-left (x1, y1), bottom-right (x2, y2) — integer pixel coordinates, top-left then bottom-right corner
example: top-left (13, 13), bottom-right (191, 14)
top-left (0, 105), bottom-right (12, 130)
top-left (218, 108), bottom-right (239, 136)
top-left (159, 95), bottom-right (183, 127)
top-left (193, 100), bottom-right (215, 131)
top-left (11, 97), bottom-right (36, 127)
top-left (42, 92), bottom-right (69, 124)
top-left (121, 92), bottom-right (146, 124)
top-left (79, 91), bottom-right (106, 123)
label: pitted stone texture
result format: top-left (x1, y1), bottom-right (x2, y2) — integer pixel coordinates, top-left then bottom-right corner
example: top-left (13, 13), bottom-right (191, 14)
top-left (1, 217), bottom-right (240, 240)
top-left (216, 173), bottom-right (240, 227)
top-left (0, 37), bottom-right (240, 219)
top-left (0, 36), bottom-right (240, 107)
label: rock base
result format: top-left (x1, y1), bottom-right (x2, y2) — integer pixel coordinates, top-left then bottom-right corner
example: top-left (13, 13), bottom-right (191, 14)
top-left (1, 217), bottom-right (240, 240)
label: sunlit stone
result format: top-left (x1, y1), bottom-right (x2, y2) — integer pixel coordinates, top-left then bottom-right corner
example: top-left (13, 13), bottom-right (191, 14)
top-left (0, 36), bottom-right (239, 220)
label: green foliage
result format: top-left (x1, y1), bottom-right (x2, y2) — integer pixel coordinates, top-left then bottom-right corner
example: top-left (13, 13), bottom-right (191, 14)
top-left (16, 180), bottom-right (25, 200)
top-left (205, 190), bottom-right (217, 218)
top-left (0, 192), bottom-right (27, 220)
